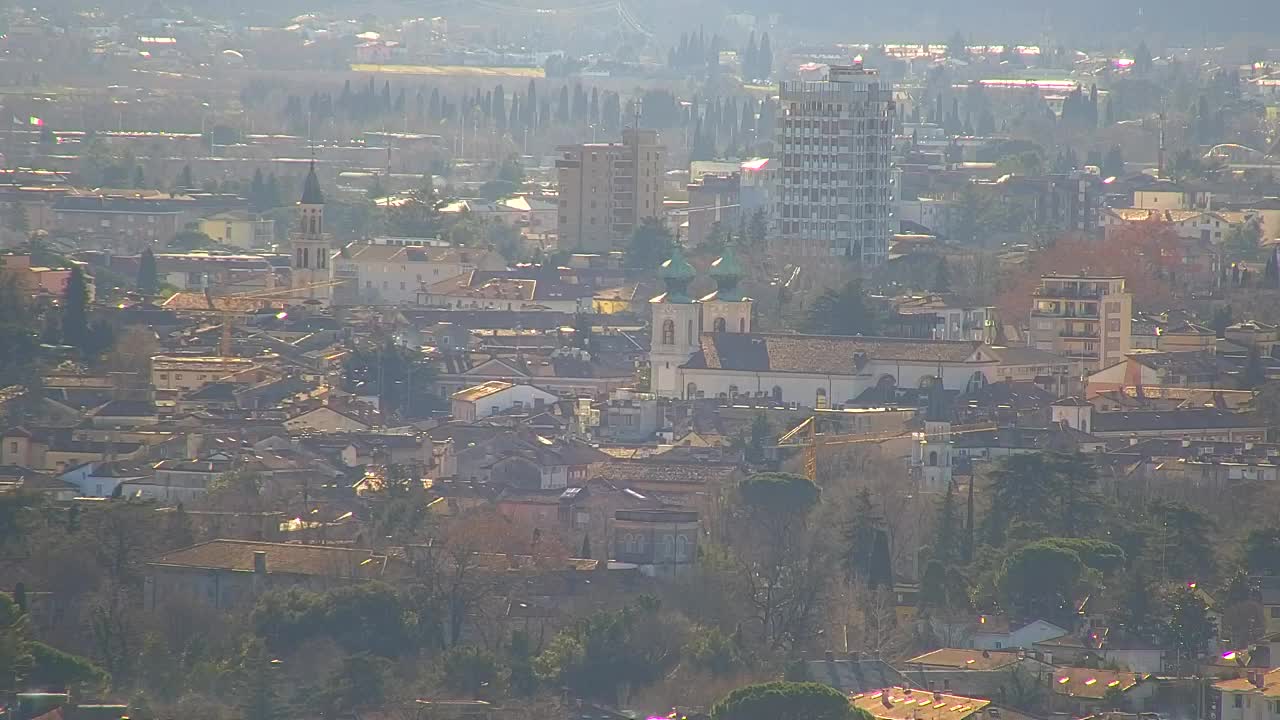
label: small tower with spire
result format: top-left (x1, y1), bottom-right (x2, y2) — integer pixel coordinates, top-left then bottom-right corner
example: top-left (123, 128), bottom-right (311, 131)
top-left (912, 378), bottom-right (953, 493)
top-left (700, 243), bottom-right (753, 335)
top-left (291, 159), bottom-right (332, 304)
top-left (649, 246), bottom-right (702, 399)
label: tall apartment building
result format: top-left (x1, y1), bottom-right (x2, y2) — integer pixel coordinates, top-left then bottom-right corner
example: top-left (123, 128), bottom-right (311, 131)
top-left (775, 64), bottom-right (894, 266)
top-left (555, 128), bottom-right (664, 252)
top-left (1028, 274), bottom-right (1132, 373)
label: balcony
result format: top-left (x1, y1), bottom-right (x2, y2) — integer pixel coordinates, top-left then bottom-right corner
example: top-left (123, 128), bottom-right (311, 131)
top-left (1034, 286), bottom-right (1102, 299)
top-left (1060, 328), bottom-right (1100, 339)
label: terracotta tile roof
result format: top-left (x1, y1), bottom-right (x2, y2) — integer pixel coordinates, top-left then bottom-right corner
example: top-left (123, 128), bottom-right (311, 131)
top-left (592, 460), bottom-right (740, 486)
top-left (685, 333), bottom-right (989, 374)
top-left (851, 688), bottom-right (990, 720)
top-left (1215, 669), bottom-right (1280, 697)
top-left (1052, 666), bottom-right (1145, 699)
top-left (906, 648), bottom-right (1022, 672)
top-left (148, 539), bottom-right (403, 579)
top-left (451, 380), bottom-right (515, 402)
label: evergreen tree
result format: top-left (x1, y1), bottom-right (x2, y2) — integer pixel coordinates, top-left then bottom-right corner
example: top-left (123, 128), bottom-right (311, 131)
top-left (556, 86), bottom-right (570, 124)
top-left (6, 202), bottom-right (28, 237)
top-left (525, 79), bottom-right (538, 128)
top-left (239, 641), bottom-right (285, 720)
top-left (131, 166), bottom-right (144, 188)
top-left (1244, 345), bottom-right (1267, 389)
top-left (589, 87), bottom-right (600, 126)
top-left (1134, 41), bottom-right (1153, 74)
top-left (580, 534), bottom-right (591, 559)
top-left (178, 164), bottom-right (193, 190)
top-left (137, 247), bottom-right (158, 295)
top-left (62, 265), bottom-right (89, 351)
top-left (1103, 144), bottom-right (1125, 178)
top-left (758, 33), bottom-right (772, 79)
top-left (932, 257), bottom-right (951, 293)
top-left (493, 84), bottom-right (507, 133)
top-left (932, 480), bottom-right (961, 565)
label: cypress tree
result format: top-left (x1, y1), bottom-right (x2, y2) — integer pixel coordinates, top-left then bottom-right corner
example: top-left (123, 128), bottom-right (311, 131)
top-left (62, 264), bottom-right (89, 351)
top-left (137, 247), bottom-right (158, 295)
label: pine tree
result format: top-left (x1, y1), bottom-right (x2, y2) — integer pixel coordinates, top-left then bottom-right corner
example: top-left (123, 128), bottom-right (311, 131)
top-left (132, 165), bottom-right (145, 188)
top-left (589, 87), bottom-right (599, 126)
top-left (137, 247), bottom-right (158, 295)
top-left (580, 534), bottom-right (591, 559)
top-left (178, 164), bottom-right (193, 190)
top-left (62, 264), bottom-right (89, 351)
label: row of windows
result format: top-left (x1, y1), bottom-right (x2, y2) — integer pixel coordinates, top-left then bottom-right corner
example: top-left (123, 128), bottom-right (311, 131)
top-left (660, 317), bottom-right (746, 344)
top-left (619, 533), bottom-right (691, 560)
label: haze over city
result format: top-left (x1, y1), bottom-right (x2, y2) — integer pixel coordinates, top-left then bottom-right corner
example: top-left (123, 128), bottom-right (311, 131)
top-left (2, 3), bottom-right (1280, 720)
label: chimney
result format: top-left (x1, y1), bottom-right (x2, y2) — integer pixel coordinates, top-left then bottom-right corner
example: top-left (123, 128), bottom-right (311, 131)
top-left (825, 650), bottom-right (835, 662)
top-left (1128, 434), bottom-right (1138, 447)
top-left (1249, 671), bottom-right (1264, 689)
top-left (253, 550), bottom-right (267, 574)
top-left (934, 692), bottom-right (943, 703)
top-left (1181, 436), bottom-right (1192, 448)
top-left (1245, 441), bottom-right (1255, 451)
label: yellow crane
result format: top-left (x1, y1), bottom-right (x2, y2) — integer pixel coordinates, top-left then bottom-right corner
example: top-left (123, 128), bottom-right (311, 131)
top-left (777, 416), bottom-right (1000, 482)
top-left (191, 280), bottom-right (346, 363)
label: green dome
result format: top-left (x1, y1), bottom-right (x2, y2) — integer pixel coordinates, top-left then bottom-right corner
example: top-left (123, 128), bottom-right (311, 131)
top-left (660, 246), bottom-right (696, 281)
top-left (710, 244), bottom-right (744, 282)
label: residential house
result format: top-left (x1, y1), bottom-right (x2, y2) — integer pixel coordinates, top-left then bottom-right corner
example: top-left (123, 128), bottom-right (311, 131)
top-left (0, 465), bottom-right (79, 501)
top-left (436, 351), bottom-right (637, 400)
top-left (144, 540), bottom-right (406, 610)
top-left (1086, 350), bottom-right (1224, 396)
top-left (451, 381), bottom-right (559, 422)
top-left (1049, 667), bottom-right (1154, 716)
top-left (591, 459), bottom-right (742, 523)
top-left (804, 655), bottom-right (914, 694)
top-left (424, 270), bottom-right (595, 313)
top-left (900, 648), bottom-right (1051, 698)
top-left (973, 617), bottom-right (1070, 651)
top-left (330, 243), bottom-right (505, 305)
top-left (1215, 668), bottom-right (1280, 720)
top-left (851, 687), bottom-right (990, 720)
top-left (198, 211), bottom-right (275, 249)
top-left (151, 356), bottom-right (258, 392)
top-left (53, 191), bottom-right (194, 246)
top-left (283, 405), bottom-right (372, 433)
top-left (58, 461), bottom-right (155, 498)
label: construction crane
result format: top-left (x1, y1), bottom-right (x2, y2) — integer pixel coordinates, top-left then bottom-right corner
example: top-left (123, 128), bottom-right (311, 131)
top-left (777, 416), bottom-right (1000, 482)
top-left (190, 280), bottom-right (346, 364)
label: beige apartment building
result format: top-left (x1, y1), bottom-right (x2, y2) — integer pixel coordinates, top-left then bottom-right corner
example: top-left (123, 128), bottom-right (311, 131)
top-left (1028, 274), bottom-right (1132, 373)
top-left (555, 128), bottom-right (664, 252)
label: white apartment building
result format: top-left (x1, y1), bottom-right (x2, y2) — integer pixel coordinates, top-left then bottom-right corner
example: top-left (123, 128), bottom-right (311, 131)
top-left (1027, 275), bottom-right (1132, 373)
top-left (331, 243), bottom-right (505, 305)
top-left (775, 63), bottom-right (894, 266)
